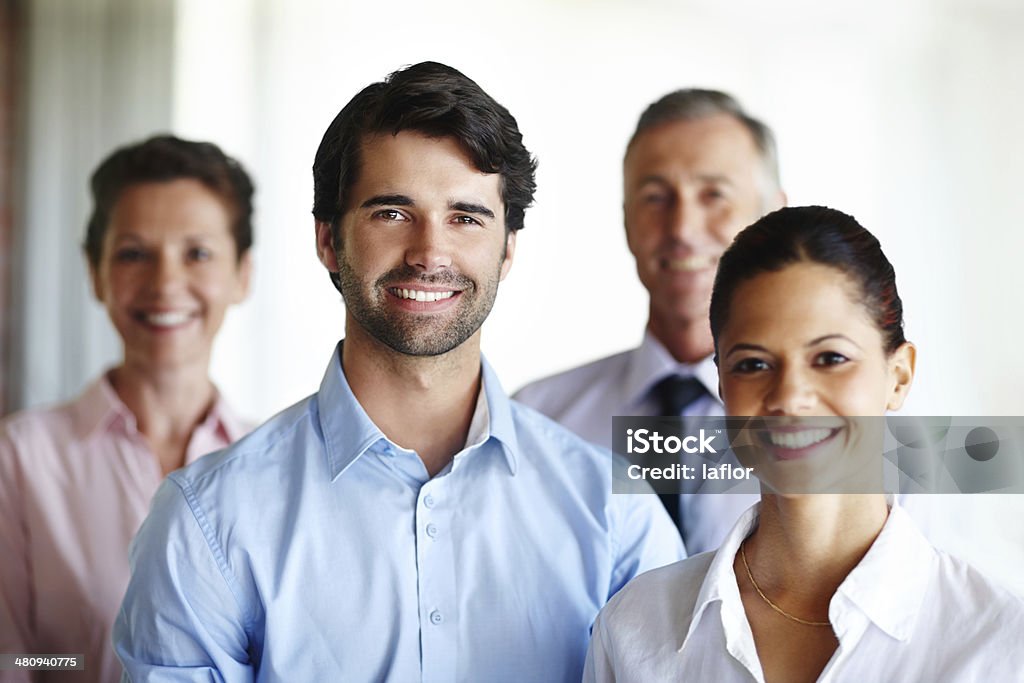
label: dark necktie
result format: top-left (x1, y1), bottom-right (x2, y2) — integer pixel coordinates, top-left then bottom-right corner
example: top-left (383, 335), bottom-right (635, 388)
top-left (651, 375), bottom-right (708, 529)
top-left (653, 375), bottom-right (707, 417)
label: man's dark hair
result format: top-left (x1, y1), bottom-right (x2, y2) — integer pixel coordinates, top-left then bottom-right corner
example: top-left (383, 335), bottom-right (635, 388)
top-left (710, 206), bottom-right (906, 356)
top-left (627, 88), bottom-right (781, 192)
top-left (312, 62), bottom-right (537, 288)
top-left (84, 135), bottom-right (254, 267)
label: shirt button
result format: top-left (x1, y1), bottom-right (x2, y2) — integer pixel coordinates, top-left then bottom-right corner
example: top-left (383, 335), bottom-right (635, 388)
top-left (429, 610), bottom-right (443, 625)
top-left (423, 494), bottom-right (435, 509)
top-left (426, 523), bottom-right (439, 538)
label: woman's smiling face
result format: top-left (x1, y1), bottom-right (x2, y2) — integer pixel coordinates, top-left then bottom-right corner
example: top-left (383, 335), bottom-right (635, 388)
top-left (90, 179), bottom-right (251, 372)
top-left (717, 261), bottom-right (915, 492)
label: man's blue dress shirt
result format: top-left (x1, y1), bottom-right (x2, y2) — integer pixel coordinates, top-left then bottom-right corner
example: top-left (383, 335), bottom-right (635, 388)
top-left (114, 345), bottom-right (684, 682)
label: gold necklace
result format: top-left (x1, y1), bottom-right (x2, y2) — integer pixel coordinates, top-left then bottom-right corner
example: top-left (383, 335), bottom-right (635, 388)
top-left (740, 540), bottom-right (831, 628)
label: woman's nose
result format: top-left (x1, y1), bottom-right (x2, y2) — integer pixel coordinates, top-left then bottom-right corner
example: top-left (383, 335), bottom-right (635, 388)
top-left (150, 253), bottom-right (186, 293)
top-left (764, 367), bottom-right (817, 415)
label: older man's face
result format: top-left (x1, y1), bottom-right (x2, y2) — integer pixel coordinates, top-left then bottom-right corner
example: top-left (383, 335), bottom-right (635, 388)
top-left (624, 114), bottom-right (775, 342)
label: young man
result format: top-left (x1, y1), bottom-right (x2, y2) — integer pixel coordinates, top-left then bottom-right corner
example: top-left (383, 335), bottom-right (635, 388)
top-left (114, 62), bottom-right (682, 682)
top-left (516, 90), bottom-right (786, 554)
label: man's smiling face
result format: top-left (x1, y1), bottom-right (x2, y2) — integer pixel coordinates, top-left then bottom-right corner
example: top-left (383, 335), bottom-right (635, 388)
top-left (318, 130), bottom-right (514, 357)
top-left (624, 114), bottom-right (771, 339)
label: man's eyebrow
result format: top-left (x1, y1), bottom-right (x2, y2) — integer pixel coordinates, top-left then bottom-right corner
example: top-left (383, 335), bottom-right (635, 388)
top-left (450, 201), bottom-right (495, 219)
top-left (696, 173), bottom-right (735, 186)
top-left (360, 194), bottom-right (414, 209)
top-left (636, 174), bottom-right (670, 187)
top-left (634, 174), bottom-right (736, 187)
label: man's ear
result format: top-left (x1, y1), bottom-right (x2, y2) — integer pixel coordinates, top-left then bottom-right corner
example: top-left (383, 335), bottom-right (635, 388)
top-left (499, 230), bottom-right (516, 281)
top-left (315, 220), bottom-right (340, 271)
top-left (886, 342), bottom-right (917, 411)
top-left (623, 211), bottom-right (639, 257)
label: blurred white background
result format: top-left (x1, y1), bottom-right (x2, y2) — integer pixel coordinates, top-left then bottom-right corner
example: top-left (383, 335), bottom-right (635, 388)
top-left (10, 0), bottom-right (1024, 421)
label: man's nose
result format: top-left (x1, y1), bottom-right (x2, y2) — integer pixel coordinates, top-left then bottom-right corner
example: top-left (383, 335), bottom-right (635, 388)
top-left (666, 196), bottom-right (704, 242)
top-left (405, 219), bottom-right (453, 273)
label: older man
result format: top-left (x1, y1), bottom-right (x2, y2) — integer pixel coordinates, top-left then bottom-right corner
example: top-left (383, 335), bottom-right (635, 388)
top-left (516, 90), bottom-right (786, 554)
top-left (113, 62), bottom-right (682, 682)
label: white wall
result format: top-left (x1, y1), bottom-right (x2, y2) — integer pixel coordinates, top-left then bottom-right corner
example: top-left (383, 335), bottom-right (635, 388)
top-left (13, 0), bottom-right (174, 409)
top-left (16, 0), bottom-right (1024, 421)
top-left (167, 0), bottom-right (1024, 420)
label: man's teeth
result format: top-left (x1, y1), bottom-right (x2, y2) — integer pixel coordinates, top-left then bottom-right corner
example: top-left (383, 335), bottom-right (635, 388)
top-left (666, 255), bottom-right (715, 271)
top-left (394, 289), bottom-right (455, 302)
top-left (768, 429), bottom-right (833, 450)
top-left (145, 311), bottom-right (192, 327)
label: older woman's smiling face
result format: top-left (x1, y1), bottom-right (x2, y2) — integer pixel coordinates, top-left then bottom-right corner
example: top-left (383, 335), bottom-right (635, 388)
top-left (717, 261), bottom-right (915, 492)
top-left (90, 179), bottom-right (251, 373)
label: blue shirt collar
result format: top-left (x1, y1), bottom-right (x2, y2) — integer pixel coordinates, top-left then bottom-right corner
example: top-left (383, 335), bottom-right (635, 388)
top-left (317, 342), bottom-right (519, 480)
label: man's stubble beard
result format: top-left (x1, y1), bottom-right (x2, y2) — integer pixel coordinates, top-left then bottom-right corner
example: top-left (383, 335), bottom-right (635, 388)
top-left (335, 246), bottom-right (505, 358)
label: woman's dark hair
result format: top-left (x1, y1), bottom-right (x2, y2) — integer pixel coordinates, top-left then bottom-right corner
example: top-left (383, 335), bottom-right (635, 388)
top-left (84, 135), bottom-right (254, 267)
top-left (709, 206), bottom-right (906, 355)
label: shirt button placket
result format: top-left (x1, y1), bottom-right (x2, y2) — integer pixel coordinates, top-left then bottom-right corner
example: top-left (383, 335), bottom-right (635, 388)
top-left (416, 484), bottom-right (456, 681)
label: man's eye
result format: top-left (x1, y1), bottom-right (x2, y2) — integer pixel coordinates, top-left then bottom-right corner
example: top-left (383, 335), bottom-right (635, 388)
top-left (374, 209), bottom-right (405, 221)
top-left (188, 246), bottom-right (212, 262)
top-left (732, 358), bottom-right (770, 374)
top-left (701, 187), bottom-right (727, 202)
top-left (640, 193), bottom-right (670, 206)
top-left (454, 215), bottom-right (481, 226)
top-left (814, 352), bottom-right (849, 367)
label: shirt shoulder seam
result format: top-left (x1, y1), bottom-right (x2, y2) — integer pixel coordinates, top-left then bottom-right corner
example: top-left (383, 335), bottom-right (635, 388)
top-left (171, 474), bottom-right (258, 640)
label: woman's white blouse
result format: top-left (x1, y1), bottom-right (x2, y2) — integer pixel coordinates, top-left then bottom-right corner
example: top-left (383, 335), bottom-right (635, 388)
top-left (584, 501), bottom-right (1024, 683)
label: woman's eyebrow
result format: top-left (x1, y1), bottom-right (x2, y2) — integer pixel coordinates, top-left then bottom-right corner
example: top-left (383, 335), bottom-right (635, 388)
top-left (807, 334), bottom-right (863, 350)
top-left (724, 342), bottom-right (767, 359)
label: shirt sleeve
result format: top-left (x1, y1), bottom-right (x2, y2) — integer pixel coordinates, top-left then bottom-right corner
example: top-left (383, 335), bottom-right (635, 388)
top-left (607, 485), bottom-right (686, 599)
top-left (0, 427), bottom-right (33, 683)
top-left (114, 477), bottom-right (256, 682)
top-left (582, 611), bottom-right (616, 683)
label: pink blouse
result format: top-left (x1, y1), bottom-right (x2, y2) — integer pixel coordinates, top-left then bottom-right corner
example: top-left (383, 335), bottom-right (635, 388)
top-left (0, 375), bottom-right (250, 683)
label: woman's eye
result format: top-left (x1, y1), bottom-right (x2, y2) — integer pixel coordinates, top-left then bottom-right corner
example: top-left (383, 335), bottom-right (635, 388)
top-left (732, 358), bottom-right (770, 374)
top-left (114, 248), bottom-right (146, 262)
top-left (814, 351), bottom-right (849, 367)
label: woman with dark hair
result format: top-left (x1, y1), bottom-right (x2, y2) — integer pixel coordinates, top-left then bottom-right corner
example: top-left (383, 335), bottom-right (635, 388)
top-left (0, 135), bottom-right (254, 683)
top-left (584, 206), bottom-right (1024, 682)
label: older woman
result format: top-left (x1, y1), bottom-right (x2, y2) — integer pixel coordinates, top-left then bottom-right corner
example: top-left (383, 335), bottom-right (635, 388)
top-left (585, 206), bottom-right (1024, 682)
top-left (0, 136), bottom-right (254, 683)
